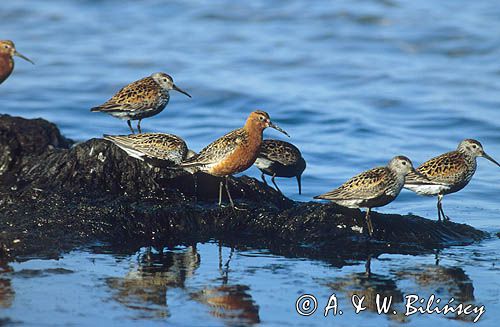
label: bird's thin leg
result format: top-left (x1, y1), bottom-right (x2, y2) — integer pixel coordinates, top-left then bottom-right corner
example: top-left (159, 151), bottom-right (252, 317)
top-left (225, 176), bottom-right (235, 208)
top-left (365, 255), bottom-right (372, 277)
top-left (127, 120), bottom-right (135, 134)
top-left (218, 240), bottom-right (223, 271)
top-left (218, 180), bottom-right (224, 206)
top-left (192, 173), bottom-right (198, 203)
top-left (438, 194), bottom-right (451, 221)
top-left (271, 174), bottom-right (283, 195)
top-left (261, 173), bottom-right (268, 186)
top-left (437, 196), bottom-right (442, 222)
top-left (137, 119), bottom-right (142, 134)
top-left (222, 247), bottom-right (234, 285)
top-left (365, 208), bottom-right (374, 237)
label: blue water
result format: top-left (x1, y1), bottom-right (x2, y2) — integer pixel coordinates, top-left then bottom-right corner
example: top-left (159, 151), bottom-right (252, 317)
top-left (1, 0), bottom-right (499, 326)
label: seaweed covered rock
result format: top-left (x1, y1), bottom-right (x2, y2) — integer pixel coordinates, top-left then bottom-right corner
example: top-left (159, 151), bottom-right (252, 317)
top-left (0, 115), bottom-right (487, 261)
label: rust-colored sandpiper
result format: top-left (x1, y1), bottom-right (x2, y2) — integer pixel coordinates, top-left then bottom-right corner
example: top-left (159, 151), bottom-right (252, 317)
top-left (91, 72), bottom-right (191, 134)
top-left (0, 40), bottom-right (34, 85)
top-left (405, 139), bottom-right (499, 221)
top-left (180, 110), bottom-right (289, 208)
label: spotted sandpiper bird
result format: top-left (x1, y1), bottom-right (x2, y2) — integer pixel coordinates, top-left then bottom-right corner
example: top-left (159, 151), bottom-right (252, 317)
top-left (180, 110), bottom-right (289, 208)
top-left (254, 139), bottom-right (306, 195)
top-left (405, 139), bottom-right (499, 222)
top-left (104, 133), bottom-right (196, 166)
top-left (314, 156), bottom-right (416, 236)
top-left (0, 40), bottom-right (34, 85)
top-left (91, 72), bottom-right (191, 134)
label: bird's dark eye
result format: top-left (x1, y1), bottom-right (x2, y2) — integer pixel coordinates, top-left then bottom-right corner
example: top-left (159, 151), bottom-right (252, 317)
top-left (3, 45), bottom-right (9, 49)
top-left (402, 161), bottom-right (407, 165)
top-left (259, 116), bottom-right (264, 121)
top-left (472, 145), bottom-right (477, 148)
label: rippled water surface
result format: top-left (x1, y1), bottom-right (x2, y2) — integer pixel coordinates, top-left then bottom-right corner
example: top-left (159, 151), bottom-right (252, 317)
top-left (1, 0), bottom-right (499, 326)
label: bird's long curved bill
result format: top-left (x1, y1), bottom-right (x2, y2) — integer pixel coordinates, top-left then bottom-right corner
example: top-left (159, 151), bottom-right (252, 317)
top-left (14, 51), bottom-right (34, 64)
top-left (269, 122), bottom-right (289, 137)
top-left (483, 152), bottom-right (500, 167)
top-left (173, 84), bottom-right (191, 98)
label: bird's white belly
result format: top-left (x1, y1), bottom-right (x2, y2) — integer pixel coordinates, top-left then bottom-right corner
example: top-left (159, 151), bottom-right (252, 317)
top-left (254, 157), bottom-right (272, 169)
top-left (114, 145), bottom-right (146, 161)
top-left (404, 183), bottom-right (450, 196)
top-left (112, 111), bottom-right (134, 120)
top-left (333, 199), bottom-right (364, 209)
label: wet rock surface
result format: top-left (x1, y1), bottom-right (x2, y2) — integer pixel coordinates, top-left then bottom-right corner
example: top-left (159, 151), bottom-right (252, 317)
top-left (0, 115), bottom-right (487, 262)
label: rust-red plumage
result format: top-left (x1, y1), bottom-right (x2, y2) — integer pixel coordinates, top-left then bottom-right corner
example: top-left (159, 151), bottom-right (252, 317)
top-left (0, 40), bottom-right (34, 85)
top-left (180, 110), bottom-right (289, 208)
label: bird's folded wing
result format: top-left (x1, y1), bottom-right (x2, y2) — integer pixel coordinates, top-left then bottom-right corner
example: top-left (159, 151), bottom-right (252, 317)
top-left (91, 101), bottom-right (150, 113)
top-left (105, 134), bottom-right (185, 161)
top-left (260, 142), bottom-right (300, 166)
top-left (315, 167), bottom-right (388, 200)
top-left (180, 129), bottom-right (245, 167)
top-left (92, 77), bottom-right (160, 112)
top-left (404, 170), bottom-right (436, 185)
top-left (407, 151), bottom-right (465, 185)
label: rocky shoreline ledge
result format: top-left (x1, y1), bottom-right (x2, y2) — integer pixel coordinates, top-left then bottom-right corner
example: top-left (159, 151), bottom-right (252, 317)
top-left (0, 114), bottom-right (487, 262)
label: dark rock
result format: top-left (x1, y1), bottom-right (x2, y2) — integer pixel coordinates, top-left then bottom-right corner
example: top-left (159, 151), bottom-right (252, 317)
top-left (0, 115), bottom-right (488, 262)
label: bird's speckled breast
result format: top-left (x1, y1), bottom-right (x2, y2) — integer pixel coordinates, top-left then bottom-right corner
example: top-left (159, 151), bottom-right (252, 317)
top-left (444, 156), bottom-right (477, 195)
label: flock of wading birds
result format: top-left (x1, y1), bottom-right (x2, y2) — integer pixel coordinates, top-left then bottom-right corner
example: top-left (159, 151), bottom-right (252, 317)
top-left (2, 40), bottom-right (499, 236)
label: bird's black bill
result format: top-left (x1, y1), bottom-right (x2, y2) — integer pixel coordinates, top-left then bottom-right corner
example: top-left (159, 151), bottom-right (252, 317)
top-left (296, 174), bottom-right (302, 195)
top-left (173, 84), bottom-right (191, 98)
top-left (14, 51), bottom-right (34, 64)
top-left (269, 122), bottom-right (289, 137)
top-left (483, 152), bottom-right (500, 167)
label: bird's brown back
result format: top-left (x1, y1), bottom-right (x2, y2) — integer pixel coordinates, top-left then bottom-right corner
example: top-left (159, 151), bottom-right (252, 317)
top-left (414, 150), bottom-right (475, 185)
top-left (94, 77), bottom-right (166, 111)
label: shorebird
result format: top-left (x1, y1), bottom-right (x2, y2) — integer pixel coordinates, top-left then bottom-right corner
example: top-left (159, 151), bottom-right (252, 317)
top-left (104, 133), bottom-right (196, 166)
top-left (180, 110), bottom-right (289, 208)
top-left (91, 72), bottom-right (191, 134)
top-left (0, 40), bottom-right (34, 85)
top-left (404, 139), bottom-right (499, 222)
top-left (314, 156), bottom-right (416, 236)
top-left (254, 139), bottom-right (306, 195)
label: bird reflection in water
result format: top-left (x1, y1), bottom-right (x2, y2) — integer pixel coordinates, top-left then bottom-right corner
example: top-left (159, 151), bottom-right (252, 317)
top-left (106, 245), bottom-right (200, 319)
top-left (0, 261), bottom-right (14, 309)
top-left (327, 256), bottom-right (407, 322)
top-left (395, 253), bottom-right (478, 322)
top-left (190, 242), bottom-right (260, 325)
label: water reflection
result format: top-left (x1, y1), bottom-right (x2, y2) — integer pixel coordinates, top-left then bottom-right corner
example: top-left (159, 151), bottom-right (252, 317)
top-left (396, 266), bottom-right (474, 303)
top-left (327, 256), bottom-right (406, 322)
top-left (106, 243), bottom-right (260, 325)
top-left (327, 255), bottom-right (482, 323)
top-left (0, 261), bottom-right (14, 309)
top-left (2, 241), bottom-right (494, 325)
top-left (190, 244), bottom-right (260, 325)
top-left (106, 246), bottom-right (200, 319)
top-left (395, 258), bottom-right (478, 322)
